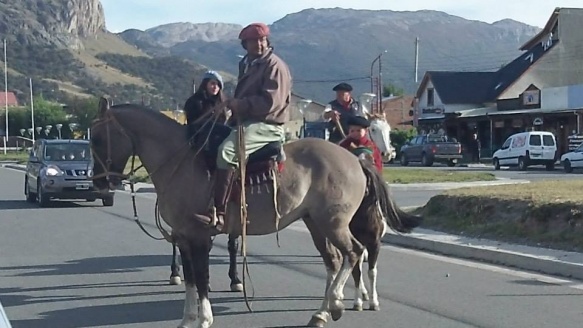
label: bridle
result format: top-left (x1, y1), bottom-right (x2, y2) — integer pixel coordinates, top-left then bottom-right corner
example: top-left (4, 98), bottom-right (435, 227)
top-left (88, 107), bottom-right (222, 241)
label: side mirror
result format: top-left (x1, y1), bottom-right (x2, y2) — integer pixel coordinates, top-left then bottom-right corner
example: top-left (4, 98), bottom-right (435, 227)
top-left (29, 156), bottom-right (40, 163)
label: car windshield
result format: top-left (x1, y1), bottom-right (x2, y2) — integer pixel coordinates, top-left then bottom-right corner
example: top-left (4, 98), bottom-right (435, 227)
top-left (44, 143), bottom-right (91, 161)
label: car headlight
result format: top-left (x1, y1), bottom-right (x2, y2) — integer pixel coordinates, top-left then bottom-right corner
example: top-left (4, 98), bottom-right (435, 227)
top-left (45, 165), bottom-right (64, 177)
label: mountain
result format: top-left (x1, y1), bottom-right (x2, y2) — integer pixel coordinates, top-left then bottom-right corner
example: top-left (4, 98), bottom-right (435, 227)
top-left (120, 8), bottom-right (542, 103)
top-left (0, 0), bottom-right (236, 111)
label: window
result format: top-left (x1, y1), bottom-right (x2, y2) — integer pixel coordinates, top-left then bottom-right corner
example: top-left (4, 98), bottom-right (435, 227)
top-left (502, 138), bottom-right (511, 149)
top-left (427, 88), bottom-right (435, 107)
top-left (44, 143), bottom-right (91, 161)
top-left (542, 135), bottom-right (555, 146)
top-left (529, 135), bottom-right (542, 146)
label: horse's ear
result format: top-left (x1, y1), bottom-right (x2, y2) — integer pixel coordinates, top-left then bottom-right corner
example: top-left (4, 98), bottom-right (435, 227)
top-left (98, 97), bottom-right (110, 118)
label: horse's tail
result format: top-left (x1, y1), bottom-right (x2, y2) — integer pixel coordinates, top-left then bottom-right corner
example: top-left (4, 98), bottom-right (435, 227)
top-left (359, 160), bottom-right (422, 233)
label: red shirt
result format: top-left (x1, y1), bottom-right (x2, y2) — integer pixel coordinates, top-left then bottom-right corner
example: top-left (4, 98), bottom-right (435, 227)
top-left (339, 136), bottom-right (383, 173)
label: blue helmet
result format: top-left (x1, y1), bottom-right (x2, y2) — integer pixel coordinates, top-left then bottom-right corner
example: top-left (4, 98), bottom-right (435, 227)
top-left (202, 70), bottom-right (223, 88)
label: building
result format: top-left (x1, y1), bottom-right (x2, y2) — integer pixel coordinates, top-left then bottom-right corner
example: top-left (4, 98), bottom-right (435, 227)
top-left (0, 91), bottom-right (18, 107)
top-left (381, 95), bottom-right (415, 130)
top-left (414, 7), bottom-right (583, 156)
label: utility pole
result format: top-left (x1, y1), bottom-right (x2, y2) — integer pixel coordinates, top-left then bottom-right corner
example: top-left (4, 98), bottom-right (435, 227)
top-left (4, 39), bottom-right (8, 152)
top-left (378, 54), bottom-right (383, 115)
top-left (414, 37), bottom-right (420, 83)
top-left (29, 78), bottom-right (35, 142)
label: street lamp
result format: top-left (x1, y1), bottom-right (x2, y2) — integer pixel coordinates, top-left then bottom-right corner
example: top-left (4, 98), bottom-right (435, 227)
top-left (370, 50), bottom-right (387, 114)
top-left (358, 93), bottom-right (377, 117)
top-left (45, 125), bottom-right (52, 137)
top-left (19, 129), bottom-right (25, 136)
top-left (55, 123), bottom-right (63, 139)
top-left (35, 126), bottom-right (42, 136)
top-left (68, 123), bottom-right (79, 131)
top-left (27, 128), bottom-right (33, 136)
top-left (297, 99), bottom-right (312, 139)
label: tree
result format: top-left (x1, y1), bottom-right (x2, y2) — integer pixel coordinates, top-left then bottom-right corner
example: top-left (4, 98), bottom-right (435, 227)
top-left (62, 96), bottom-right (100, 131)
top-left (383, 84), bottom-right (405, 97)
top-left (0, 96), bottom-right (69, 138)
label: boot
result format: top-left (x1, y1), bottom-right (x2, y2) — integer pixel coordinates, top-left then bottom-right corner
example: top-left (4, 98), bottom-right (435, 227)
top-left (211, 167), bottom-right (236, 233)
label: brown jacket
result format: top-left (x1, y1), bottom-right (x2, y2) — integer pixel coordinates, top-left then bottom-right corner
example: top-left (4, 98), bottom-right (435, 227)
top-left (233, 49), bottom-right (292, 124)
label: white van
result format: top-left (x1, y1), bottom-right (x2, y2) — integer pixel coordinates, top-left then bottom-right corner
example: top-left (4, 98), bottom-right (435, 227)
top-left (492, 131), bottom-right (557, 171)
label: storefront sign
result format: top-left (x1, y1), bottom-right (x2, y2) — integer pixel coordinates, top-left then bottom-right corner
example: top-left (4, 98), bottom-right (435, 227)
top-left (533, 117), bottom-right (543, 126)
top-left (421, 107), bottom-right (443, 115)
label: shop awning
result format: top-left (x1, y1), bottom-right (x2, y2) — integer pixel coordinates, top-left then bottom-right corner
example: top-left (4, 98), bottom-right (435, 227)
top-left (454, 107), bottom-right (497, 118)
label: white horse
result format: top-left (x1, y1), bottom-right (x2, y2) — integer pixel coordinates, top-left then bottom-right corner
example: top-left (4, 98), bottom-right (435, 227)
top-left (368, 114), bottom-right (396, 163)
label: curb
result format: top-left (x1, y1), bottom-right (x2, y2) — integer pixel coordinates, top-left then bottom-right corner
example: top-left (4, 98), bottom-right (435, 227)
top-left (2, 164), bottom-right (26, 172)
top-left (382, 233), bottom-right (583, 281)
top-left (388, 179), bottom-right (530, 191)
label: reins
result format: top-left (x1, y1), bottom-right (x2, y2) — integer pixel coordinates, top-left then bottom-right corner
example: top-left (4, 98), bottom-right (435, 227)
top-left (90, 103), bottom-right (255, 313)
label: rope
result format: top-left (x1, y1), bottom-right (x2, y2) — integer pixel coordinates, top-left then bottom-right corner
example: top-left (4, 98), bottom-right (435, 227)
top-left (236, 117), bottom-right (254, 313)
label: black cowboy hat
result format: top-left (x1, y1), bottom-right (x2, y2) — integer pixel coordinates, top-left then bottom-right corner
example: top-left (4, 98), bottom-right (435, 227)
top-left (347, 115), bottom-right (370, 128)
top-left (332, 82), bottom-right (353, 92)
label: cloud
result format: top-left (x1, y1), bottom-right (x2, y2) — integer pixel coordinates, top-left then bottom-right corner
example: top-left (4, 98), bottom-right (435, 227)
top-left (100, 0), bottom-right (583, 32)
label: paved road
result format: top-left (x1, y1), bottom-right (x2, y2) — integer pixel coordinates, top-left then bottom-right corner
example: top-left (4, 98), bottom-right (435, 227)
top-left (1, 167), bottom-right (582, 328)
top-left (387, 163), bottom-right (583, 182)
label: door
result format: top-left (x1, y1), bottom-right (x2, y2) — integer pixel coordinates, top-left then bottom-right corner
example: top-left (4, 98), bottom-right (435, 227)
top-left (497, 137), bottom-right (512, 165)
top-left (413, 135), bottom-right (427, 161)
top-left (569, 144), bottom-right (583, 168)
top-left (29, 142), bottom-right (43, 189)
top-left (541, 134), bottom-right (557, 161)
top-left (527, 134), bottom-right (544, 161)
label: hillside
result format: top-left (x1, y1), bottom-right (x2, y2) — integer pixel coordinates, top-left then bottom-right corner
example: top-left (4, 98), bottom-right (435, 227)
top-left (120, 8), bottom-right (542, 102)
top-left (0, 0), bottom-right (235, 111)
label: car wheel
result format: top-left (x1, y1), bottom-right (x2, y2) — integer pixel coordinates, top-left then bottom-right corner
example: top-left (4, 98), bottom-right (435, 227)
top-left (400, 153), bottom-right (409, 166)
top-left (25, 178), bottom-right (36, 202)
top-left (493, 158), bottom-right (501, 171)
top-left (518, 157), bottom-right (527, 171)
top-left (421, 153), bottom-right (433, 167)
top-left (563, 160), bottom-right (572, 173)
top-left (102, 196), bottom-right (114, 207)
top-left (446, 160), bottom-right (456, 167)
top-left (37, 181), bottom-right (50, 208)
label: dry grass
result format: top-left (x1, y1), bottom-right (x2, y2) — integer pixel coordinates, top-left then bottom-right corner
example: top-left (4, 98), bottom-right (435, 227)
top-left (70, 33), bottom-right (152, 87)
top-left (82, 32), bottom-right (148, 58)
top-left (383, 168), bottom-right (496, 184)
top-left (419, 180), bottom-right (583, 252)
top-left (443, 180), bottom-right (583, 203)
top-left (43, 78), bottom-right (93, 98)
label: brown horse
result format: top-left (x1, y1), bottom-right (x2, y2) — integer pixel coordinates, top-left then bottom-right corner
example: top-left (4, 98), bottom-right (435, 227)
top-left (90, 99), bottom-right (421, 328)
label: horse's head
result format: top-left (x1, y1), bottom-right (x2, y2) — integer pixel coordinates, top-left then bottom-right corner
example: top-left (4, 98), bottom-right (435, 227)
top-left (90, 97), bottom-right (135, 191)
top-left (368, 117), bottom-right (392, 155)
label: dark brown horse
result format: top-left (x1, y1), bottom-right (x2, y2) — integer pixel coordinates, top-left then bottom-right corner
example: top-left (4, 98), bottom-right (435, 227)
top-left (90, 100), bottom-right (421, 328)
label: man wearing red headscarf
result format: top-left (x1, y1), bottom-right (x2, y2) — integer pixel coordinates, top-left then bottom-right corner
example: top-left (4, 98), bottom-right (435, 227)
top-left (208, 22), bottom-right (292, 233)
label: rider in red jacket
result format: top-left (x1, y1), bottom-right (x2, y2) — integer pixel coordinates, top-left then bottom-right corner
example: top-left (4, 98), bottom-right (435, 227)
top-left (338, 115), bottom-right (383, 173)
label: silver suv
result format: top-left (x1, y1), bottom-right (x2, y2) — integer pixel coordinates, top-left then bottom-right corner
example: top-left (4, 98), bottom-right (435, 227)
top-left (24, 139), bottom-right (115, 207)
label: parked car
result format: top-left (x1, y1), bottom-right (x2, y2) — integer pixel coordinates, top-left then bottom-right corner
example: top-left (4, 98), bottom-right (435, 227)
top-left (560, 142), bottom-right (583, 173)
top-left (492, 131), bottom-right (557, 171)
top-left (399, 134), bottom-right (462, 167)
top-left (24, 139), bottom-right (115, 207)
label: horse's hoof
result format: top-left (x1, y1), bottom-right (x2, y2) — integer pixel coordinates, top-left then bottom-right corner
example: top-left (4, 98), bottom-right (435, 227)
top-left (369, 304), bottom-right (380, 311)
top-left (330, 309), bottom-right (344, 321)
top-left (230, 283), bottom-right (243, 292)
top-left (307, 317), bottom-right (327, 327)
top-left (169, 276), bottom-right (182, 285)
top-left (353, 303), bottom-right (363, 311)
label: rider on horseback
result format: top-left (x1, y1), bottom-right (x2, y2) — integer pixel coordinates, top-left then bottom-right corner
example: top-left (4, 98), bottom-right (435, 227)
top-left (184, 70), bottom-right (232, 157)
top-left (210, 22), bottom-right (293, 233)
top-left (339, 115), bottom-right (383, 173)
top-left (323, 83), bottom-right (360, 143)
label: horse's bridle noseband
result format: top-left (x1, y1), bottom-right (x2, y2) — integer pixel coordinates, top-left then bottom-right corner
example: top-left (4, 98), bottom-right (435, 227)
top-left (89, 112), bottom-right (140, 184)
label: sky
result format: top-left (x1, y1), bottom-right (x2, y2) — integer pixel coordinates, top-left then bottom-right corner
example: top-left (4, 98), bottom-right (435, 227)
top-left (101, 0), bottom-right (583, 32)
